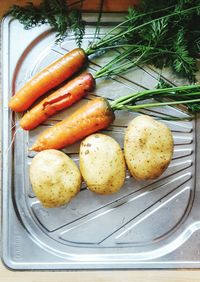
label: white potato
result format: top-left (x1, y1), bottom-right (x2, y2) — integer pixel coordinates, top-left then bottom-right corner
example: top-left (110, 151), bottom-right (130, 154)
top-left (80, 134), bottom-right (126, 194)
top-left (30, 149), bottom-right (81, 208)
top-left (124, 115), bottom-right (173, 180)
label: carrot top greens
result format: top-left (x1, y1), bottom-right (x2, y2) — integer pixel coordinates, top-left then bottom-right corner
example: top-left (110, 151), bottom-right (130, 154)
top-left (110, 82), bottom-right (200, 117)
top-left (7, 0), bottom-right (200, 81)
top-left (89, 0), bottom-right (200, 82)
top-left (7, 0), bottom-right (86, 45)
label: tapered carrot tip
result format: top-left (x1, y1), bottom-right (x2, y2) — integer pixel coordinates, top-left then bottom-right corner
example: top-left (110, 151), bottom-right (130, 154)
top-left (31, 97), bottom-right (115, 151)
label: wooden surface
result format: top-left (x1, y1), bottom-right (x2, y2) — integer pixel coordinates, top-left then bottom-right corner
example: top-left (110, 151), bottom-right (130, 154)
top-left (0, 263), bottom-right (200, 282)
top-left (0, 0), bottom-right (139, 18)
top-left (1, 0), bottom-right (200, 281)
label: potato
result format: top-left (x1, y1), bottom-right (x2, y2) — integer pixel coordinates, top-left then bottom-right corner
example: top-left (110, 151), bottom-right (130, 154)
top-left (80, 134), bottom-right (126, 194)
top-left (30, 149), bottom-right (81, 208)
top-left (124, 115), bottom-right (173, 180)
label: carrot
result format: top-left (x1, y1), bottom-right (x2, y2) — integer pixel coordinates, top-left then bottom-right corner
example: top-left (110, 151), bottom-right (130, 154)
top-left (31, 97), bottom-right (115, 151)
top-left (20, 73), bottom-right (95, 130)
top-left (9, 48), bottom-right (87, 112)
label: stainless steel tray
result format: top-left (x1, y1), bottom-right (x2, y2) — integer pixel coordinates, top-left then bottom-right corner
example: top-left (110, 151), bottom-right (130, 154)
top-left (2, 14), bottom-right (200, 270)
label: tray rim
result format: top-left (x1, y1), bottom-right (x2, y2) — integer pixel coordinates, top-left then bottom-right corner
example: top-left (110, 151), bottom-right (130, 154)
top-left (1, 15), bottom-right (200, 270)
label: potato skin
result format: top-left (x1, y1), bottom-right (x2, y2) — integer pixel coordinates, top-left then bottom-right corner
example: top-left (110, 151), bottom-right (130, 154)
top-left (124, 115), bottom-right (173, 180)
top-left (80, 134), bottom-right (126, 194)
top-left (30, 149), bottom-right (81, 208)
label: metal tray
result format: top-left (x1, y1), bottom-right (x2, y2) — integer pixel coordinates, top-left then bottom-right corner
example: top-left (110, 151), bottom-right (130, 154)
top-left (2, 14), bottom-right (200, 270)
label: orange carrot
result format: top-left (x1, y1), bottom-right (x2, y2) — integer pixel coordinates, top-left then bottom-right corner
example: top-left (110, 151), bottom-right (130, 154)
top-left (31, 97), bottom-right (115, 151)
top-left (9, 48), bottom-right (87, 112)
top-left (20, 73), bottom-right (95, 130)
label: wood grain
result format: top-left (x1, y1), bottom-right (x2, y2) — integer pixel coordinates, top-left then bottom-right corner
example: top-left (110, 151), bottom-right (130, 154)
top-left (0, 263), bottom-right (199, 282)
top-left (0, 0), bottom-right (139, 18)
top-left (0, 0), bottom-right (200, 280)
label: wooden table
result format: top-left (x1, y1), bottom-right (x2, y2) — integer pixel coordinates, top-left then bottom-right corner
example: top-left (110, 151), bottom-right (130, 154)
top-left (0, 0), bottom-right (139, 16)
top-left (1, 1), bottom-right (200, 281)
